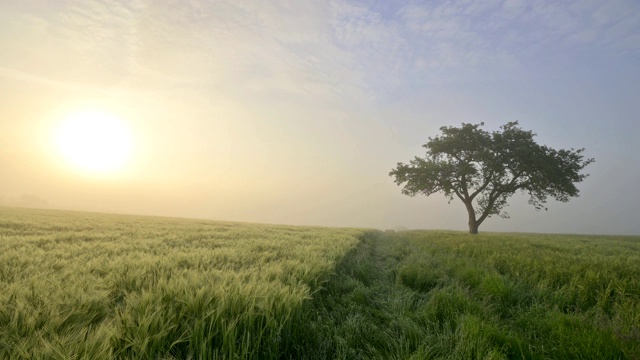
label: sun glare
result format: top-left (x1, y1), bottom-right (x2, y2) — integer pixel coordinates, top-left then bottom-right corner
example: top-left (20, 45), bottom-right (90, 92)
top-left (55, 111), bottom-right (133, 174)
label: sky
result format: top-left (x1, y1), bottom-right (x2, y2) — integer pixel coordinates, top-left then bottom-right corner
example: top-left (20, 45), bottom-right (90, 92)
top-left (1, 0), bottom-right (639, 235)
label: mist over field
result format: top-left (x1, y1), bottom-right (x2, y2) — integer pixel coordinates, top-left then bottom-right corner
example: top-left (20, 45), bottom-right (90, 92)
top-left (1, 1), bottom-right (639, 234)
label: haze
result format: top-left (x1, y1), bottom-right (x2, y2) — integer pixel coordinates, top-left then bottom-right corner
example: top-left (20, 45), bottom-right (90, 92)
top-left (1, 1), bottom-right (639, 235)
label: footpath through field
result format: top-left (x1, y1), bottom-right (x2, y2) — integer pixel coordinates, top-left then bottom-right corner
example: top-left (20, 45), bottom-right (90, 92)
top-left (290, 230), bottom-right (639, 360)
top-left (291, 231), bottom-right (442, 359)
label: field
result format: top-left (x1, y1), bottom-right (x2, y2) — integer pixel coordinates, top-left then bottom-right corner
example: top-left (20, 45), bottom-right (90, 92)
top-left (0, 207), bottom-right (364, 359)
top-left (1, 207), bottom-right (639, 359)
top-left (296, 231), bottom-right (640, 359)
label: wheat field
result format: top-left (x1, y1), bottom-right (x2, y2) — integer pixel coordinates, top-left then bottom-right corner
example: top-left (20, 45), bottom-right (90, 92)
top-left (0, 207), bottom-right (364, 359)
top-left (2, 207), bottom-right (639, 359)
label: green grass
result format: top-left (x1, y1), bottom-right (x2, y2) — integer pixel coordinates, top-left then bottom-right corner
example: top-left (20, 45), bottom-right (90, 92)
top-left (2, 207), bottom-right (639, 359)
top-left (293, 231), bottom-right (640, 359)
top-left (0, 207), bottom-right (364, 359)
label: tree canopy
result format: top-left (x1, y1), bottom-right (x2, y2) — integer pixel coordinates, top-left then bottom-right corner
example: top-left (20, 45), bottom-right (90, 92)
top-left (389, 122), bottom-right (594, 234)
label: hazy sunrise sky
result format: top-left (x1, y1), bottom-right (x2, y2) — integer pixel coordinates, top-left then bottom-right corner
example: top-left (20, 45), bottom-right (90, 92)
top-left (1, 0), bottom-right (639, 234)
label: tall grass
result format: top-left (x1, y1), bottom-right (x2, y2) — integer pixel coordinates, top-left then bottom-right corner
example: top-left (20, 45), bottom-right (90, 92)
top-left (3, 207), bottom-right (638, 359)
top-left (0, 207), bottom-right (364, 359)
top-left (291, 230), bottom-right (640, 359)
top-left (397, 231), bottom-right (640, 358)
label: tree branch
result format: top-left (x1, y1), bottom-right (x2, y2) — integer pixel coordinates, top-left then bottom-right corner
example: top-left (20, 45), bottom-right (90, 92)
top-left (477, 188), bottom-right (499, 226)
top-left (469, 172), bottom-right (492, 201)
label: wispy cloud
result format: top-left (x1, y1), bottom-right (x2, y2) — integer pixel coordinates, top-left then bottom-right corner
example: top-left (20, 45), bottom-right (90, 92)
top-left (394, 0), bottom-right (639, 74)
top-left (3, 0), bottom-right (637, 102)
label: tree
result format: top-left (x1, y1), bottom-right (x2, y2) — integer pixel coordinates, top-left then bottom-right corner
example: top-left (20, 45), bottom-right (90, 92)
top-left (389, 122), bottom-right (594, 234)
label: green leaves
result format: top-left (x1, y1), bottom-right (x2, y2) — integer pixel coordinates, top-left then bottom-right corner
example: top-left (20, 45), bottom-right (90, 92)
top-left (390, 121), bottom-right (594, 233)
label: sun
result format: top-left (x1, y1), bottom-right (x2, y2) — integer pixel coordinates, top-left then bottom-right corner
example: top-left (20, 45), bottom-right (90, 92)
top-left (55, 110), bottom-right (133, 174)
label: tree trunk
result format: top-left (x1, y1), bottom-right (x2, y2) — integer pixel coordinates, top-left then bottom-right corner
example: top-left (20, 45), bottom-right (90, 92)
top-left (464, 201), bottom-right (479, 234)
top-left (468, 221), bottom-right (479, 234)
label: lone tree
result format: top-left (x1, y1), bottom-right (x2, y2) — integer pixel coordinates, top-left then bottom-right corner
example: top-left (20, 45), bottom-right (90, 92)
top-left (389, 122), bottom-right (594, 234)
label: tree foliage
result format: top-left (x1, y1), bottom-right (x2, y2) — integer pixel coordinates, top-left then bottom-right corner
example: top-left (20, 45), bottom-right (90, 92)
top-left (389, 122), bottom-right (594, 234)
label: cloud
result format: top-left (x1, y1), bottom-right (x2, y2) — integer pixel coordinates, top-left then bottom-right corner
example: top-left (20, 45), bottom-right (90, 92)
top-left (0, 66), bottom-right (118, 94)
top-left (397, 0), bottom-right (639, 65)
top-left (2, 0), bottom-right (639, 99)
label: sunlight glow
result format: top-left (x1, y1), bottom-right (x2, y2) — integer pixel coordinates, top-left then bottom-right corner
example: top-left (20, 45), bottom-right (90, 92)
top-left (55, 111), bottom-right (132, 174)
